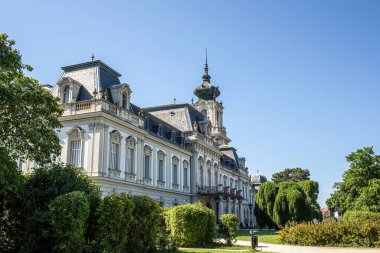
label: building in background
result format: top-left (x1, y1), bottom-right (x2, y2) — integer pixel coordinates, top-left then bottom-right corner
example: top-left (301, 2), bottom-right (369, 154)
top-left (21, 58), bottom-right (255, 225)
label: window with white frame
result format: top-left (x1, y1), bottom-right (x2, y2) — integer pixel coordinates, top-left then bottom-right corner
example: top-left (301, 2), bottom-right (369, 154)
top-left (183, 160), bottom-right (189, 187)
top-left (199, 166), bottom-right (204, 187)
top-left (172, 156), bottom-right (179, 185)
top-left (109, 131), bottom-right (121, 171)
top-left (126, 137), bottom-right (136, 173)
top-left (144, 145), bottom-right (152, 178)
top-left (67, 127), bottom-right (84, 168)
top-left (63, 85), bottom-right (70, 103)
top-left (158, 151), bottom-right (165, 181)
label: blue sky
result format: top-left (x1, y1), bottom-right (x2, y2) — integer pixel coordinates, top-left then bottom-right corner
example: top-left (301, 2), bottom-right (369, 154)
top-left (1, 0), bottom-right (379, 206)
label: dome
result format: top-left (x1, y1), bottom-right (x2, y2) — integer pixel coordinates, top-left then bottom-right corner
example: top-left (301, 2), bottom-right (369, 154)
top-left (193, 56), bottom-right (220, 101)
top-left (251, 170), bottom-right (267, 185)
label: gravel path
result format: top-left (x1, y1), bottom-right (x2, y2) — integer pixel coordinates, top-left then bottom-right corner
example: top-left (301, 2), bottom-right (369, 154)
top-left (235, 240), bottom-right (380, 253)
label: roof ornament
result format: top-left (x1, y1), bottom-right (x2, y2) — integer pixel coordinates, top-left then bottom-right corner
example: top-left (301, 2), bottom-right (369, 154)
top-left (173, 98), bottom-right (176, 104)
top-left (202, 48), bottom-right (211, 82)
top-left (91, 53), bottom-right (95, 61)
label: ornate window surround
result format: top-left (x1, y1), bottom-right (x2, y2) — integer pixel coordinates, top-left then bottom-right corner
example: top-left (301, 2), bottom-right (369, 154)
top-left (143, 145), bottom-right (152, 181)
top-left (125, 136), bottom-right (137, 176)
top-left (66, 127), bottom-right (85, 168)
top-left (172, 156), bottom-right (179, 187)
top-left (109, 130), bottom-right (122, 177)
top-left (157, 150), bottom-right (166, 184)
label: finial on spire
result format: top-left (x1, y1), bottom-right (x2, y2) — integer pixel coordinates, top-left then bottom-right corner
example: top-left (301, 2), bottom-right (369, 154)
top-left (202, 48), bottom-right (210, 82)
top-left (173, 98), bottom-right (176, 104)
top-left (91, 53), bottom-right (95, 61)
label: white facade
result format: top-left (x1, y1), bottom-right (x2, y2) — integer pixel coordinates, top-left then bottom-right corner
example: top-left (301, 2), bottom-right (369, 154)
top-left (22, 59), bottom-right (256, 225)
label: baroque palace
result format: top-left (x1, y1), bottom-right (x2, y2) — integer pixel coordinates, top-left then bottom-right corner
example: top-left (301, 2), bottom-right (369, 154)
top-left (21, 57), bottom-right (265, 226)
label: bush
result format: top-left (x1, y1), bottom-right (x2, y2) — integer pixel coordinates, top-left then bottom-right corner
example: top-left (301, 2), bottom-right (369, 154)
top-left (157, 208), bottom-right (177, 253)
top-left (166, 202), bottom-right (216, 247)
top-left (342, 210), bottom-right (380, 223)
top-left (96, 193), bottom-right (134, 253)
top-left (49, 191), bottom-right (90, 253)
top-left (279, 221), bottom-right (380, 247)
top-left (127, 195), bottom-right (162, 253)
top-left (21, 164), bottom-right (101, 253)
top-left (219, 214), bottom-right (239, 245)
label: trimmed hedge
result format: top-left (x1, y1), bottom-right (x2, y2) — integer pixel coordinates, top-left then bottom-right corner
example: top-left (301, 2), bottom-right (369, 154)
top-left (279, 221), bottom-right (380, 247)
top-left (219, 214), bottom-right (239, 245)
top-left (342, 210), bottom-right (380, 223)
top-left (166, 202), bottom-right (216, 247)
top-left (49, 191), bottom-right (90, 253)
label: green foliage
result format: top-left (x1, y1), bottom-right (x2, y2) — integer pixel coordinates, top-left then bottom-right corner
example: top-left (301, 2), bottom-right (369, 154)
top-left (219, 214), bottom-right (239, 245)
top-left (279, 221), bottom-right (380, 247)
top-left (96, 193), bottom-right (134, 253)
top-left (166, 202), bottom-right (216, 247)
top-left (253, 181), bottom-right (278, 228)
top-left (127, 195), bottom-right (162, 253)
top-left (21, 164), bottom-right (101, 253)
top-left (0, 148), bottom-right (25, 252)
top-left (157, 208), bottom-right (178, 253)
top-left (0, 33), bottom-right (63, 164)
top-left (327, 147), bottom-right (380, 214)
top-left (49, 191), bottom-right (90, 253)
top-left (272, 182), bottom-right (312, 227)
top-left (342, 210), bottom-right (380, 223)
top-left (271, 168), bottom-right (310, 184)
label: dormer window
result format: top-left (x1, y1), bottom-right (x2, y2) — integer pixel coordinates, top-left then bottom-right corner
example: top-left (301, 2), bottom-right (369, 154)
top-left (63, 86), bottom-right (70, 103)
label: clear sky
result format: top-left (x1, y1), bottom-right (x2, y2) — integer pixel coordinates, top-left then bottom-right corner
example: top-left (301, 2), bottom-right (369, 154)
top-left (1, 0), bottom-right (379, 206)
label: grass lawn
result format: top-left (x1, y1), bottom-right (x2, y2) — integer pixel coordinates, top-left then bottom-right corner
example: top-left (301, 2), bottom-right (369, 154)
top-left (178, 243), bottom-right (256, 253)
top-left (236, 229), bottom-right (280, 244)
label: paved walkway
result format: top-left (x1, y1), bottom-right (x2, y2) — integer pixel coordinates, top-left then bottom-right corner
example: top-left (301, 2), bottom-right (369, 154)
top-left (235, 240), bottom-right (380, 253)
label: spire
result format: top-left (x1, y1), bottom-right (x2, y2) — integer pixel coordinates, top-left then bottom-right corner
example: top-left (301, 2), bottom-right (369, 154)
top-left (202, 48), bottom-right (211, 82)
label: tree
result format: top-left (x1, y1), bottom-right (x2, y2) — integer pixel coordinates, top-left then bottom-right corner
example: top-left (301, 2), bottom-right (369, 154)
top-left (298, 180), bottom-right (322, 220)
top-left (353, 179), bottom-right (380, 213)
top-left (219, 214), bottom-right (239, 245)
top-left (271, 168), bottom-right (310, 184)
top-left (327, 147), bottom-right (380, 214)
top-left (20, 164), bottom-right (101, 253)
top-left (254, 181), bottom-right (278, 228)
top-left (96, 193), bottom-right (134, 253)
top-left (49, 191), bottom-right (90, 253)
top-left (0, 33), bottom-right (63, 164)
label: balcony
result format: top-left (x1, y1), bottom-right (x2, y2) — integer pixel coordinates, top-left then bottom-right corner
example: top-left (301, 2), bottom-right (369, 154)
top-left (198, 185), bottom-right (228, 196)
top-left (157, 180), bottom-right (166, 188)
top-left (183, 186), bottom-right (190, 193)
top-left (172, 183), bottom-right (180, 191)
top-left (62, 99), bottom-right (144, 128)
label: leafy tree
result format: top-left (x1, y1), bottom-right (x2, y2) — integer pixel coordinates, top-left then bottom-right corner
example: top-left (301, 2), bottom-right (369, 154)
top-left (298, 180), bottom-right (322, 220)
top-left (0, 34), bottom-right (63, 164)
top-left (96, 193), bottom-right (134, 253)
top-left (20, 164), bottom-right (101, 253)
top-left (49, 191), bottom-right (90, 253)
top-left (254, 181), bottom-right (278, 228)
top-left (327, 147), bottom-right (380, 214)
top-left (353, 179), bottom-right (380, 212)
top-left (0, 148), bottom-right (25, 252)
top-left (219, 214), bottom-right (239, 245)
top-left (128, 195), bottom-right (164, 253)
top-left (271, 168), bottom-right (310, 184)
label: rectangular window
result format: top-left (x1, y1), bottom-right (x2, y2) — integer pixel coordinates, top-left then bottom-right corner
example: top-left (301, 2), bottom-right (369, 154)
top-left (158, 159), bottom-right (164, 181)
top-left (127, 148), bottom-right (134, 173)
top-left (70, 141), bottom-right (81, 167)
top-left (144, 155), bottom-right (150, 178)
top-left (184, 167), bottom-right (188, 187)
top-left (110, 143), bottom-right (119, 170)
top-left (173, 164), bottom-right (178, 184)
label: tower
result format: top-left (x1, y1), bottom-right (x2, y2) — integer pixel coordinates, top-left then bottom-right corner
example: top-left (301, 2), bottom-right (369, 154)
top-left (193, 53), bottom-right (230, 145)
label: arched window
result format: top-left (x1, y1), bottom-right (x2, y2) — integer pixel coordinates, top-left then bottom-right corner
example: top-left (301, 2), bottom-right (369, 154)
top-left (201, 109), bottom-right (207, 118)
top-left (144, 145), bottom-right (152, 179)
top-left (109, 131), bottom-right (121, 171)
top-left (126, 137), bottom-right (136, 174)
top-left (157, 151), bottom-right (165, 182)
top-left (183, 160), bottom-right (189, 188)
top-left (67, 127), bottom-right (84, 167)
top-left (172, 156), bottom-right (179, 186)
top-left (63, 86), bottom-right (70, 103)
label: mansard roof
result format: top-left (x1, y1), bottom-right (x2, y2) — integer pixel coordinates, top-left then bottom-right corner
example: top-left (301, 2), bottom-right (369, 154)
top-left (61, 60), bottom-right (122, 77)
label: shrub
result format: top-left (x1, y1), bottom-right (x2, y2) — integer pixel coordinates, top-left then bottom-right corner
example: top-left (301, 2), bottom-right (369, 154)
top-left (279, 221), bottom-right (380, 247)
top-left (166, 202), bottom-right (216, 247)
top-left (21, 164), bottom-right (101, 253)
top-left (219, 214), bottom-right (239, 245)
top-left (96, 193), bottom-right (134, 253)
top-left (157, 208), bottom-right (177, 253)
top-left (127, 195), bottom-right (162, 253)
top-left (49, 191), bottom-right (90, 253)
top-left (254, 181), bottom-right (278, 228)
top-left (342, 210), bottom-right (380, 223)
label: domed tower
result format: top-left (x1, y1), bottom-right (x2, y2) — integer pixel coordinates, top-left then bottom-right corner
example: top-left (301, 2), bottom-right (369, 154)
top-left (251, 170), bottom-right (267, 191)
top-left (193, 52), bottom-right (230, 145)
